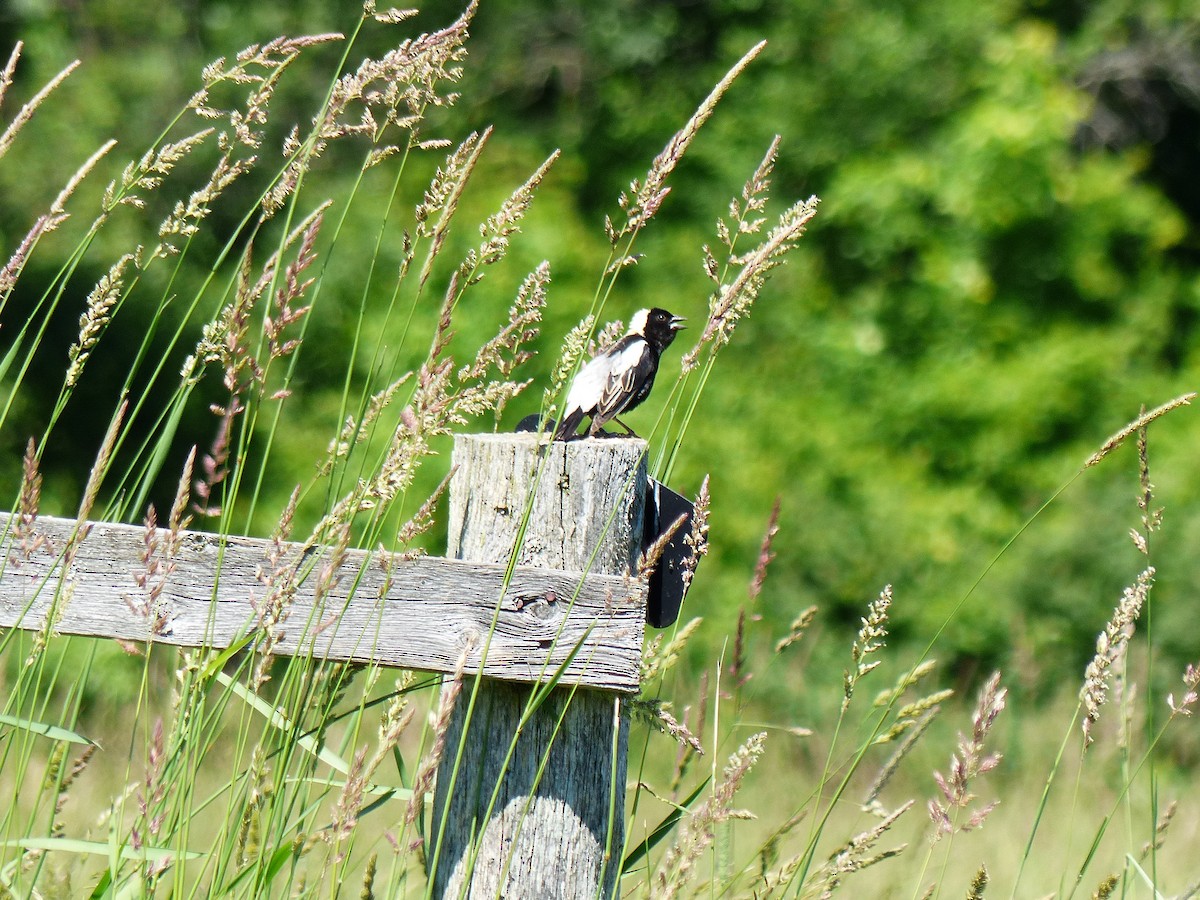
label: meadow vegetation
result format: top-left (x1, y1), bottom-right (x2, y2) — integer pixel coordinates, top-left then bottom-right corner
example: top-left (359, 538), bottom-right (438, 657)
top-left (1, 0), bottom-right (1199, 896)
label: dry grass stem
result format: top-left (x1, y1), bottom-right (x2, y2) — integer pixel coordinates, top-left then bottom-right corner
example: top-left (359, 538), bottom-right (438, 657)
top-left (966, 864), bottom-right (989, 900)
top-left (872, 662), bottom-right (954, 746)
top-left (155, 154), bottom-right (257, 255)
top-left (185, 202), bottom-right (328, 394)
top-left (729, 604), bottom-right (754, 691)
top-left (653, 731), bottom-right (766, 898)
top-left (0, 213), bottom-right (64, 302)
top-left (0, 55), bottom-right (80, 161)
top-left (11, 438), bottom-right (46, 567)
top-left (416, 128), bottom-right (492, 289)
top-left (191, 402), bottom-right (238, 518)
top-left (669, 670), bottom-right (709, 795)
top-left (844, 585), bottom-right (892, 711)
top-left (193, 33), bottom-right (343, 110)
top-left (469, 262), bottom-right (551, 376)
top-left (0, 42), bottom-right (21, 112)
top-left (872, 660), bottom-right (940, 709)
top-left (639, 512), bottom-right (689, 579)
top-left (396, 469), bottom-right (454, 550)
top-left (929, 672), bottom-right (1006, 839)
top-left (403, 641), bottom-right (472, 841)
top-left (682, 193), bottom-right (820, 372)
top-left (748, 496), bottom-right (781, 602)
top-left (365, 1), bottom-right (419, 25)
top-left (1081, 567), bottom-right (1153, 747)
top-left (702, 135), bottom-right (780, 291)
top-left (592, 317), bottom-right (626, 356)
top-left (369, 675), bottom-right (418, 775)
top-left (1130, 419), bottom-right (1164, 553)
top-left (102, 130), bottom-right (211, 214)
top-left (1, 139), bottom-right (117, 303)
top-left (53, 745), bottom-right (96, 831)
top-left (628, 698), bottom-right (704, 754)
top-left (129, 449), bottom-right (195, 634)
top-left (65, 253), bottom-right (134, 388)
top-left (322, 373), bottom-right (414, 472)
top-left (804, 800), bottom-right (912, 899)
top-left (188, 206), bottom-right (325, 516)
top-left (727, 498), bottom-right (779, 691)
top-left (312, 520), bottom-right (353, 614)
top-left (544, 313), bottom-right (596, 425)
top-left (863, 707), bottom-right (939, 815)
top-left (755, 809), bottom-right (813, 897)
top-left (131, 718), bottom-right (166, 852)
top-left (640, 617), bottom-right (703, 685)
top-left (1166, 662), bottom-right (1199, 717)
top-left (328, 745), bottom-right (370, 853)
top-left (1139, 800), bottom-right (1177, 860)
top-left (478, 151), bottom-right (560, 266)
top-left (265, 205), bottom-right (325, 366)
top-left (879, 689), bottom-right (955, 745)
top-left (50, 138), bottom-right (119, 218)
top-left (75, 399), bottom-right (127, 529)
top-left (679, 476), bottom-right (711, 596)
top-left (776, 604), bottom-right (818, 654)
top-left (265, 7), bottom-right (474, 215)
top-left (251, 487), bottom-right (301, 689)
top-left (1084, 392), bottom-right (1196, 468)
top-left (615, 41), bottom-right (766, 240)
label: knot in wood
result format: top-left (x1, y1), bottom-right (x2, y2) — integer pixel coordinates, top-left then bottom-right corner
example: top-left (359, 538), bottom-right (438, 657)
top-left (509, 589), bottom-right (559, 621)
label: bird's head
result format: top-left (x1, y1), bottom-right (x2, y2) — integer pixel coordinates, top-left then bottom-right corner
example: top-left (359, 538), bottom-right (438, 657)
top-left (632, 307), bottom-right (686, 349)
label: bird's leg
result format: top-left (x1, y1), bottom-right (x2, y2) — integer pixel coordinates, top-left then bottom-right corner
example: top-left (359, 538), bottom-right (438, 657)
top-left (611, 417), bottom-right (639, 437)
top-left (587, 418), bottom-right (621, 439)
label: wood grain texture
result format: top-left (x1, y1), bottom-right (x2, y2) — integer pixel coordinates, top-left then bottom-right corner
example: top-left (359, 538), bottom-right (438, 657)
top-left (0, 506), bottom-right (646, 691)
top-left (447, 432), bottom-right (647, 576)
top-left (431, 433), bottom-right (645, 900)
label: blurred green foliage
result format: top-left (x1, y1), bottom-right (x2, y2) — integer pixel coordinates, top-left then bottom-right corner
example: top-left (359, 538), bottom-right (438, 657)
top-left (2, 0), bottom-right (1200, 692)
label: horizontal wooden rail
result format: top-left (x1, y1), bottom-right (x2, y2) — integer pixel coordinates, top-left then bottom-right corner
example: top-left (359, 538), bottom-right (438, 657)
top-left (0, 513), bottom-right (646, 692)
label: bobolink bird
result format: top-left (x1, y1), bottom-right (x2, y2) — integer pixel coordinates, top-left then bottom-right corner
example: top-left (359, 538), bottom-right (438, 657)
top-left (553, 307), bottom-right (686, 441)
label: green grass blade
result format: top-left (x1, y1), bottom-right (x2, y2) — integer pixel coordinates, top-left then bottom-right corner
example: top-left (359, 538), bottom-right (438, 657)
top-left (215, 671), bottom-right (353, 776)
top-left (87, 868), bottom-right (113, 899)
top-left (198, 634), bottom-right (256, 681)
top-left (0, 837), bottom-right (201, 861)
top-left (621, 777), bottom-right (710, 872)
top-left (0, 711), bottom-right (94, 745)
top-left (219, 840), bottom-right (303, 896)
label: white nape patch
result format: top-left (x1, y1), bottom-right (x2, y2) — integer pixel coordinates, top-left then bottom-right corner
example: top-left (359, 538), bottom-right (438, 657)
top-left (627, 308), bottom-right (649, 336)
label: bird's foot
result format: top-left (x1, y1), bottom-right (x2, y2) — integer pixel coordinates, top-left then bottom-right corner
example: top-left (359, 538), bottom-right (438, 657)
top-left (610, 418), bottom-right (640, 438)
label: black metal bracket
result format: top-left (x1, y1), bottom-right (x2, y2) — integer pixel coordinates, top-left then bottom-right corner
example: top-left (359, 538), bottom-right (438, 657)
top-left (642, 479), bottom-right (696, 628)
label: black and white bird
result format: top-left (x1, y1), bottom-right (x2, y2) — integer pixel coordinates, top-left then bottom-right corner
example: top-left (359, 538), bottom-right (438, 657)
top-left (553, 307), bottom-right (686, 441)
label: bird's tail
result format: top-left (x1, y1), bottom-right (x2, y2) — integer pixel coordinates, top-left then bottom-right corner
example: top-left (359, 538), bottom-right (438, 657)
top-left (553, 407), bottom-right (585, 442)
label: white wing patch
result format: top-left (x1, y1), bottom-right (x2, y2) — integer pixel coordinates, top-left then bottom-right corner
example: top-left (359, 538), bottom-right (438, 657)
top-left (564, 340), bottom-right (648, 423)
top-left (595, 342), bottom-right (647, 422)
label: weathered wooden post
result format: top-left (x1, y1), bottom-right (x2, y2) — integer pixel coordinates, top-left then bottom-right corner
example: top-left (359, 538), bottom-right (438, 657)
top-left (429, 433), bottom-right (647, 899)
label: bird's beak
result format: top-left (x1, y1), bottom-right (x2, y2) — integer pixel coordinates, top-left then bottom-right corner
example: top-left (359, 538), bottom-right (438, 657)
top-left (670, 315), bottom-right (687, 330)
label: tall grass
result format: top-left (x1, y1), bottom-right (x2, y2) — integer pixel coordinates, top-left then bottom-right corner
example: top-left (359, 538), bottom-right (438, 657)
top-left (0, 5), bottom-right (1198, 899)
